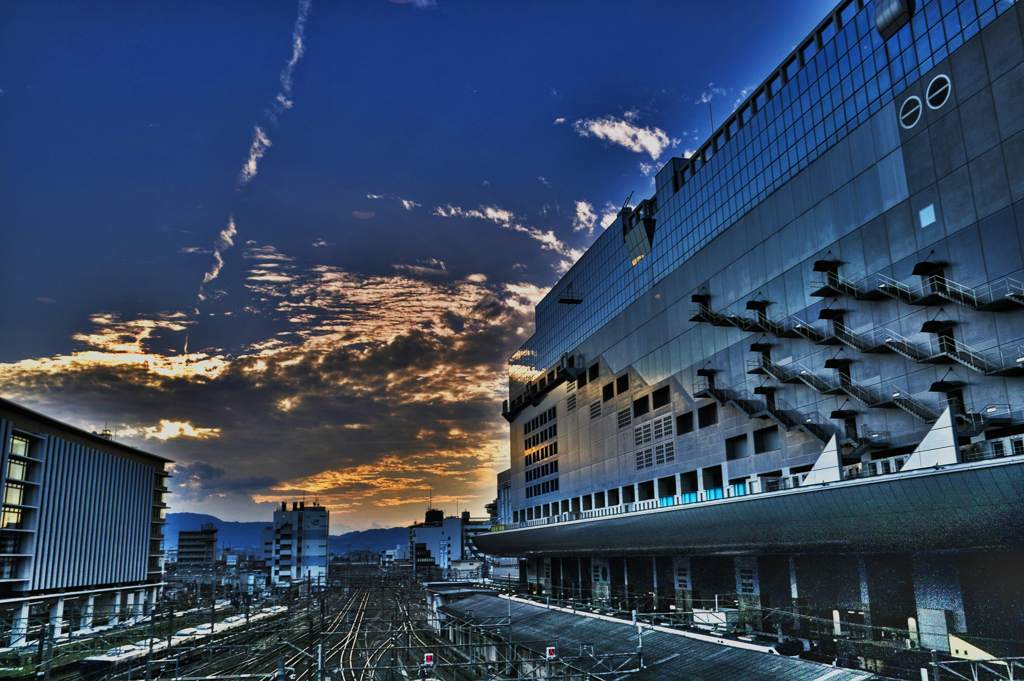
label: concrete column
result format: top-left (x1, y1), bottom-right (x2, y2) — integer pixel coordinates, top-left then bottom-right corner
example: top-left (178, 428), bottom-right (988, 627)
top-left (696, 467), bottom-right (706, 500)
top-left (672, 557), bottom-right (693, 614)
top-left (109, 591), bottom-right (122, 626)
top-left (912, 555), bottom-right (967, 653)
top-left (789, 556), bottom-right (799, 601)
top-left (133, 590), bottom-right (146, 622)
top-left (49, 598), bottom-right (65, 637)
top-left (651, 557), bottom-right (659, 610)
top-left (857, 556), bottom-right (872, 629)
top-left (735, 557), bottom-right (761, 630)
top-left (80, 595), bottom-right (95, 631)
top-left (11, 602), bottom-right (29, 647)
top-left (591, 558), bottom-right (610, 603)
top-left (622, 558), bottom-right (629, 605)
top-left (125, 592), bottom-right (136, 624)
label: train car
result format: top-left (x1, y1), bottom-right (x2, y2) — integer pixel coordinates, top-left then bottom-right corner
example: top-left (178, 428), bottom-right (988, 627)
top-left (79, 608), bottom-right (285, 680)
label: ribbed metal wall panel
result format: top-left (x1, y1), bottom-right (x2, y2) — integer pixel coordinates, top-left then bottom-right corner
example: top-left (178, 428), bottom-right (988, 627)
top-left (30, 437), bottom-right (154, 591)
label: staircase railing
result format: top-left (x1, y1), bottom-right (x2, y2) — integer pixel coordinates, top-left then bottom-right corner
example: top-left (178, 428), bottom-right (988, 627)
top-left (870, 273), bottom-right (919, 304)
top-left (882, 328), bottom-right (931, 361)
top-left (889, 385), bottom-right (938, 423)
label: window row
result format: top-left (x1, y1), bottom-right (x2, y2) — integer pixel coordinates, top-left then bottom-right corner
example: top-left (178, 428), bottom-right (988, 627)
top-left (526, 441), bottom-right (557, 466)
top-left (601, 374), bottom-right (631, 402)
top-left (636, 442), bottom-right (675, 470)
top-left (526, 477), bottom-right (559, 499)
top-left (526, 460), bottom-right (559, 482)
top-left (7, 437), bottom-right (29, 458)
top-left (676, 403), bottom-right (719, 434)
top-left (524, 407), bottom-right (556, 436)
top-left (632, 385), bottom-right (671, 420)
top-left (575, 363), bottom-right (601, 390)
top-left (525, 423), bottom-right (557, 451)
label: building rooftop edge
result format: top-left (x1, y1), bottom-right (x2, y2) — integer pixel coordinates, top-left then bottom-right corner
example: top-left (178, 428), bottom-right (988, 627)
top-left (516, 0), bottom-right (870, 363)
top-left (0, 395), bottom-right (173, 464)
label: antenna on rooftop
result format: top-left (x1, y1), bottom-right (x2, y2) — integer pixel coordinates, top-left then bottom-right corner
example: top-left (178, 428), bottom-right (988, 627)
top-left (621, 191), bottom-right (634, 212)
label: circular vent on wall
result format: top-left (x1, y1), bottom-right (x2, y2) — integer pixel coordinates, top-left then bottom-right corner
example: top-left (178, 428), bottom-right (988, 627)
top-left (927, 74), bottom-right (952, 109)
top-left (899, 96), bottom-right (922, 129)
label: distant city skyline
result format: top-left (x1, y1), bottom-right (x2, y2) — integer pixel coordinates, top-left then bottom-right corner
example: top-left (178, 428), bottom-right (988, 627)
top-left (0, 0), bottom-right (836, 529)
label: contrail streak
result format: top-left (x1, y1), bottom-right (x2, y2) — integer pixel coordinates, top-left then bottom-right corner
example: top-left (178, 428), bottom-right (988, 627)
top-left (191, 0), bottom-right (312, 338)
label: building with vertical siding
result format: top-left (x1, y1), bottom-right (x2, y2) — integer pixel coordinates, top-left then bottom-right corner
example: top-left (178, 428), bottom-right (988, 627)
top-left (0, 397), bottom-right (170, 646)
top-left (477, 0), bottom-right (1024, 671)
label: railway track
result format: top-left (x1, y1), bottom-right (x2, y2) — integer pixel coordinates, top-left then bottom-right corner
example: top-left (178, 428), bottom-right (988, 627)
top-left (55, 570), bottom-right (466, 681)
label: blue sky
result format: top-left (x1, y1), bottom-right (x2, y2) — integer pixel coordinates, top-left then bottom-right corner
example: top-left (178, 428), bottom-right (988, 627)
top-left (0, 0), bottom-right (838, 529)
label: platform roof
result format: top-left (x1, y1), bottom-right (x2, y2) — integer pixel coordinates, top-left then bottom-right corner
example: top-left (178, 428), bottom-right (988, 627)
top-left (439, 594), bottom-right (873, 681)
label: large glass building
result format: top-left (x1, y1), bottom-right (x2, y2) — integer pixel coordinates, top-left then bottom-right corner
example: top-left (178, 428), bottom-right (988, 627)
top-left (478, 0), bottom-right (1024, 672)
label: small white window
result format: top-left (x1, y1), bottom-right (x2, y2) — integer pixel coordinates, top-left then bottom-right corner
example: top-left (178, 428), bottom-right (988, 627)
top-left (899, 96), bottom-right (922, 129)
top-left (926, 74), bottom-right (952, 110)
top-left (919, 204), bottom-right (936, 228)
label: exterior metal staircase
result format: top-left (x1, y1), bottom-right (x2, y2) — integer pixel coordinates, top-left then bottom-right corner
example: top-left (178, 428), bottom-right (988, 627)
top-left (813, 267), bottom-right (1024, 311)
top-left (882, 329), bottom-right (932, 362)
top-left (872, 273), bottom-right (918, 304)
top-left (789, 317), bottom-right (830, 344)
top-left (889, 385), bottom-right (938, 423)
top-left (847, 430), bottom-right (891, 458)
top-left (833, 326), bottom-right (892, 354)
top-left (837, 377), bottom-right (889, 409)
top-left (747, 356), bottom-right (800, 383)
top-left (688, 304), bottom-right (730, 327)
top-left (725, 313), bottom-right (763, 333)
top-left (955, 404), bottom-right (1015, 438)
top-left (795, 363), bottom-right (844, 395)
top-left (693, 379), bottom-right (834, 445)
top-left (918, 275), bottom-right (1024, 312)
top-left (810, 271), bottom-right (864, 299)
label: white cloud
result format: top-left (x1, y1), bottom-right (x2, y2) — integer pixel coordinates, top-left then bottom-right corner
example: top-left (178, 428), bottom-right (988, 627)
top-left (312, 238), bottom-right (328, 248)
top-left (571, 201), bottom-right (597, 236)
top-left (280, 0), bottom-right (311, 95)
top-left (367, 193), bottom-right (422, 210)
top-left (696, 82), bottom-right (728, 105)
top-left (466, 273), bottom-right (487, 283)
top-left (572, 110), bottom-right (671, 160)
top-left (202, 216), bottom-right (238, 284)
top-left (537, 176), bottom-right (550, 187)
top-left (639, 162), bottom-right (655, 176)
top-left (433, 204), bottom-right (583, 273)
top-left (243, 245), bottom-right (294, 262)
top-left (553, 118), bottom-right (566, 125)
top-left (599, 202), bottom-right (619, 229)
top-left (180, 247), bottom-right (212, 254)
top-left (139, 420), bottom-right (221, 441)
top-left (238, 126), bottom-right (272, 187)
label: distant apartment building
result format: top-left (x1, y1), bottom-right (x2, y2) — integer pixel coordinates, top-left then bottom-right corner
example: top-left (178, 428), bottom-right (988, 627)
top-left (0, 397), bottom-right (170, 646)
top-left (407, 510), bottom-right (490, 575)
top-left (177, 523), bottom-right (217, 566)
top-left (262, 501), bottom-right (329, 586)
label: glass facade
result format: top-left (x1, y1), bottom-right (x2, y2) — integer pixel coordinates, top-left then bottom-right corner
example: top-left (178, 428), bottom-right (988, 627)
top-left (509, 0), bottom-right (1017, 404)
